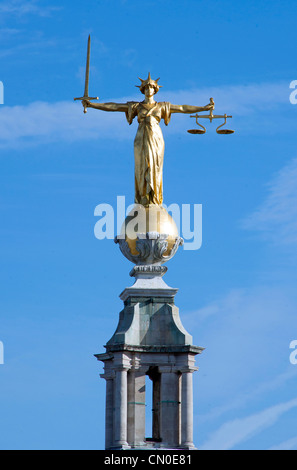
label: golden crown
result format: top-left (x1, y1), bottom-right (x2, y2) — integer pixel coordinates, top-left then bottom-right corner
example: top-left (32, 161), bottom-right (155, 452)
top-left (136, 73), bottom-right (162, 94)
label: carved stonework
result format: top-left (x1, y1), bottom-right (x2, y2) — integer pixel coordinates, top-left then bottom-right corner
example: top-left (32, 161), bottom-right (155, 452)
top-left (115, 232), bottom-right (184, 266)
top-left (130, 265), bottom-right (168, 278)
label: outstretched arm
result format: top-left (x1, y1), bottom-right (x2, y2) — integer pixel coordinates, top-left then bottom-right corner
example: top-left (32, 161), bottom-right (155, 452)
top-left (170, 98), bottom-right (214, 114)
top-left (82, 100), bottom-right (129, 112)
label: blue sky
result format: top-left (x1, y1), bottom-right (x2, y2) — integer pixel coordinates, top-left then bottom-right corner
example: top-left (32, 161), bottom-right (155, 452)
top-left (0, 0), bottom-right (297, 450)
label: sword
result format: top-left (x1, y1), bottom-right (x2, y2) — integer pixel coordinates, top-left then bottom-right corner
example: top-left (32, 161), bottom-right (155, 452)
top-left (74, 35), bottom-right (98, 114)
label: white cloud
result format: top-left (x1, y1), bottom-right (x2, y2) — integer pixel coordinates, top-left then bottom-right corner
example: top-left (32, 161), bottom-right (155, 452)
top-left (242, 158), bottom-right (297, 246)
top-left (0, 81), bottom-right (293, 149)
top-left (184, 285), bottom-right (296, 333)
top-left (0, 28), bottom-right (22, 37)
top-left (200, 397), bottom-right (297, 450)
top-left (183, 285), bottom-right (297, 419)
top-left (163, 81), bottom-right (289, 116)
top-left (269, 436), bottom-right (297, 451)
top-left (0, 100), bottom-right (134, 149)
top-left (198, 368), bottom-right (297, 425)
top-left (0, 0), bottom-right (59, 17)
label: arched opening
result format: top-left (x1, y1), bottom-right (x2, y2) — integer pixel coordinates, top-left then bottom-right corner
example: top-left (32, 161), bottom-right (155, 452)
top-left (146, 367), bottom-right (161, 443)
top-left (145, 374), bottom-right (152, 439)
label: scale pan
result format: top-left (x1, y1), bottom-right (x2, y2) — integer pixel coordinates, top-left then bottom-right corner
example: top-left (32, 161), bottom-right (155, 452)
top-left (217, 129), bottom-right (234, 135)
top-left (187, 129), bottom-right (206, 135)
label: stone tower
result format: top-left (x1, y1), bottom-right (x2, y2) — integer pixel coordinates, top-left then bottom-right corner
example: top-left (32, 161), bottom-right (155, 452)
top-left (95, 205), bottom-right (204, 450)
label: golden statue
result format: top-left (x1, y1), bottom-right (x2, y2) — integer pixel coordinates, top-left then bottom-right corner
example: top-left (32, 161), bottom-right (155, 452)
top-left (81, 73), bottom-right (214, 206)
top-left (74, 38), bottom-right (233, 268)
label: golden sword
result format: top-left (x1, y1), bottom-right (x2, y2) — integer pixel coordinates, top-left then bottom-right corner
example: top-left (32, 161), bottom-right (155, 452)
top-left (74, 35), bottom-right (98, 113)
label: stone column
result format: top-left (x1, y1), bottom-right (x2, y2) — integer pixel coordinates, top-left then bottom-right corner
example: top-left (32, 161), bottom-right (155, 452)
top-left (127, 366), bottom-right (146, 447)
top-left (159, 367), bottom-right (180, 447)
top-left (181, 369), bottom-right (195, 449)
top-left (105, 375), bottom-right (114, 449)
top-left (114, 366), bottom-right (130, 448)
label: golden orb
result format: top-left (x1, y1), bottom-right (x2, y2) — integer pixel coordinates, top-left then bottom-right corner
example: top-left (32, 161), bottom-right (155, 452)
top-left (120, 204), bottom-right (179, 257)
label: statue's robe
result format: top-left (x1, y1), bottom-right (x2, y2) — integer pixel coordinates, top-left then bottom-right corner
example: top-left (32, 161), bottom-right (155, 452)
top-left (125, 101), bottom-right (171, 206)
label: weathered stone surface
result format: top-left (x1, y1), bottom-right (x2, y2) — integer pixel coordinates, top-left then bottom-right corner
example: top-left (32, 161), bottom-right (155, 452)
top-left (95, 271), bottom-right (203, 450)
top-left (95, 238), bottom-right (206, 449)
top-left (96, 349), bottom-right (200, 450)
top-left (106, 301), bottom-right (193, 349)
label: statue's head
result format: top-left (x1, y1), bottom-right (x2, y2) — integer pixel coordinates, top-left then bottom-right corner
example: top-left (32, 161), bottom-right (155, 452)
top-left (136, 72), bottom-right (162, 95)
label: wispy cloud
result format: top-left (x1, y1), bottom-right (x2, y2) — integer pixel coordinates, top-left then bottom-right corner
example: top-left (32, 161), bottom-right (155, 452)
top-left (0, 28), bottom-right (22, 37)
top-left (0, 100), bottom-right (134, 149)
top-left (163, 81), bottom-right (289, 116)
top-left (200, 397), bottom-right (297, 450)
top-left (242, 158), bottom-right (297, 247)
top-left (0, 37), bottom-right (57, 59)
top-left (183, 285), bottom-right (297, 430)
top-left (184, 285), bottom-right (296, 333)
top-left (269, 436), bottom-right (297, 451)
top-left (198, 368), bottom-right (297, 425)
top-left (0, 0), bottom-right (60, 17)
top-left (0, 81), bottom-right (293, 149)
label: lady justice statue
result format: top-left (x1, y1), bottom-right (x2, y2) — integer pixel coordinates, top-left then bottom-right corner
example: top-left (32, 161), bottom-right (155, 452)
top-left (79, 39), bottom-right (233, 451)
top-left (75, 37), bottom-right (218, 266)
top-left (82, 73), bottom-right (214, 207)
